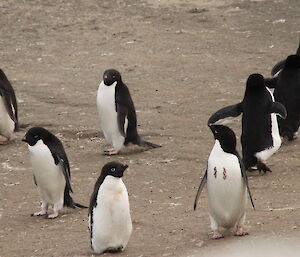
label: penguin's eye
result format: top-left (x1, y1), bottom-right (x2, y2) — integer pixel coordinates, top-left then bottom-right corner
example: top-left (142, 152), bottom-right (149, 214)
top-left (112, 75), bottom-right (116, 79)
top-left (111, 168), bottom-right (116, 172)
top-left (34, 135), bottom-right (39, 139)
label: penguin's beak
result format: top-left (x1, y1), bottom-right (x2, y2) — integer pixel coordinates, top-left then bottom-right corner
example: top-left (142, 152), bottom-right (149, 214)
top-left (122, 164), bottom-right (129, 172)
top-left (22, 137), bottom-right (28, 143)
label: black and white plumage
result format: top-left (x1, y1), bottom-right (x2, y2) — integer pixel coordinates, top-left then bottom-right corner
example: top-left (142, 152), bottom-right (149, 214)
top-left (271, 36), bottom-right (300, 76)
top-left (23, 127), bottom-right (87, 219)
top-left (194, 125), bottom-right (255, 239)
top-left (96, 69), bottom-right (160, 155)
top-left (208, 74), bottom-right (287, 173)
top-left (89, 161), bottom-right (132, 254)
top-left (266, 55), bottom-right (300, 141)
top-left (0, 69), bottom-right (18, 144)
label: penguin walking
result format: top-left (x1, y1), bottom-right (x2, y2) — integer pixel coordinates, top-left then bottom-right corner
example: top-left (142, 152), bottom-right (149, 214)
top-left (271, 36), bottom-right (300, 76)
top-left (0, 69), bottom-right (18, 144)
top-left (89, 161), bottom-right (132, 254)
top-left (23, 127), bottom-right (87, 219)
top-left (194, 125), bottom-right (255, 239)
top-left (266, 55), bottom-right (300, 141)
top-left (208, 74), bottom-right (287, 173)
top-left (96, 69), bottom-right (160, 155)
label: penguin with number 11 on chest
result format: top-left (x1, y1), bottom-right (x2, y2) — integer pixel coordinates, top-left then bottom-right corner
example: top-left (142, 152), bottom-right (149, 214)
top-left (97, 69), bottom-right (161, 155)
top-left (194, 125), bottom-right (255, 239)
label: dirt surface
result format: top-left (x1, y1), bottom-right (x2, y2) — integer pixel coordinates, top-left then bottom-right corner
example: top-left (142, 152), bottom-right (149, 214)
top-left (1, 0), bottom-right (300, 256)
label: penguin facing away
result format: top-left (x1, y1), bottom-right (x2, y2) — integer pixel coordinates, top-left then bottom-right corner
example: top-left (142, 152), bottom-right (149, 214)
top-left (208, 73), bottom-right (287, 173)
top-left (23, 127), bottom-right (87, 219)
top-left (0, 69), bottom-right (19, 144)
top-left (89, 161), bottom-right (132, 254)
top-left (271, 36), bottom-right (300, 76)
top-left (266, 55), bottom-right (300, 141)
top-left (194, 125), bottom-right (255, 239)
top-left (96, 69), bottom-right (161, 155)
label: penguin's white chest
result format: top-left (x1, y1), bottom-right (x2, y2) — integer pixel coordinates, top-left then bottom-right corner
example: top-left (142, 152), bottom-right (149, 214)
top-left (0, 96), bottom-right (15, 139)
top-left (96, 81), bottom-right (126, 150)
top-left (90, 176), bottom-right (132, 254)
top-left (207, 141), bottom-right (247, 228)
top-left (255, 88), bottom-right (281, 161)
top-left (28, 140), bottom-right (65, 204)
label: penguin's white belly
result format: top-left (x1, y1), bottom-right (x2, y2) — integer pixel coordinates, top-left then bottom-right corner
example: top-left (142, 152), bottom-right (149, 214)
top-left (29, 140), bottom-right (65, 204)
top-left (90, 176), bottom-right (132, 254)
top-left (207, 149), bottom-right (247, 228)
top-left (96, 81), bottom-right (127, 151)
top-left (255, 89), bottom-right (281, 161)
top-left (0, 96), bottom-right (14, 139)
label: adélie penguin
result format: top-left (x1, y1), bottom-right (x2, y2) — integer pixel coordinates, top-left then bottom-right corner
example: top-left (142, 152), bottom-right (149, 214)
top-left (23, 127), bottom-right (87, 219)
top-left (266, 55), bottom-right (300, 141)
top-left (96, 69), bottom-right (161, 155)
top-left (194, 125), bottom-right (255, 239)
top-left (271, 36), bottom-right (300, 76)
top-left (208, 73), bottom-right (287, 173)
top-left (0, 69), bottom-right (19, 144)
top-left (88, 161), bottom-right (132, 254)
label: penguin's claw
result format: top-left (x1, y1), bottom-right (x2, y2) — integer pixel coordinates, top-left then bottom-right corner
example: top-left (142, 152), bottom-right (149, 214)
top-left (257, 162), bottom-right (272, 173)
top-left (234, 227), bottom-right (249, 237)
top-left (104, 150), bottom-right (119, 156)
top-left (46, 212), bottom-right (59, 219)
top-left (212, 231), bottom-right (224, 239)
top-left (31, 211), bottom-right (47, 217)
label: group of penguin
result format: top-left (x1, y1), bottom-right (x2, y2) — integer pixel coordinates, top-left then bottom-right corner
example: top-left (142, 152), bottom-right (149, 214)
top-left (0, 37), bottom-right (299, 254)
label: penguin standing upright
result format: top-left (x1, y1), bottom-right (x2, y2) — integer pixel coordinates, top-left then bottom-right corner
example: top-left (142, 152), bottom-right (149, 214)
top-left (208, 74), bottom-right (287, 172)
top-left (23, 127), bottom-right (87, 219)
top-left (266, 55), bottom-right (300, 141)
top-left (271, 36), bottom-right (300, 76)
top-left (194, 125), bottom-right (255, 239)
top-left (0, 69), bottom-right (18, 144)
top-left (89, 161), bottom-right (132, 254)
top-left (96, 69), bottom-right (160, 155)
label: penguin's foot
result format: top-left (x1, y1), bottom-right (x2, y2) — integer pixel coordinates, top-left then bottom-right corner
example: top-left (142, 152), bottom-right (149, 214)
top-left (31, 210), bottom-right (47, 217)
top-left (0, 139), bottom-right (12, 145)
top-left (212, 230), bottom-right (224, 239)
top-left (103, 148), bottom-right (115, 153)
top-left (103, 149), bottom-right (119, 155)
top-left (234, 227), bottom-right (249, 237)
top-left (104, 246), bottom-right (123, 253)
top-left (46, 212), bottom-right (59, 219)
top-left (257, 162), bottom-right (272, 173)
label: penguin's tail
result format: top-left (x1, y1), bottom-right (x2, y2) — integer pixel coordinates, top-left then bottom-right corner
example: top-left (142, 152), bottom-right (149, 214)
top-left (74, 202), bottom-right (88, 209)
top-left (139, 139), bottom-right (161, 149)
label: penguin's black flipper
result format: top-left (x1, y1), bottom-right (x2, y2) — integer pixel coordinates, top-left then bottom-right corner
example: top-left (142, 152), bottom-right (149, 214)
top-left (270, 102), bottom-right (287, 119)
top-left (271, 60), bottom-right (285, 76)
top-left (265, 76), bottom-right (278, 88)
top-left (207, 103), bottom-right (243, 125)
top-left (194, 169), bottom-right (207, 211)
top-left (236, 152), bottom-right (255, 210)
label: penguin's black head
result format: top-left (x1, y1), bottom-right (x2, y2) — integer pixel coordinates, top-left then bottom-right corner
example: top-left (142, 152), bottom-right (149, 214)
top-left (209, 124), bottom-right (236, 154)
top-left (101, 161), bottom-right (128, 179)
top-left (103, 69), bottom-right (122, 86)
top-left (285, 55), bottom-right (300, 69)
top-left (22, 126), bottom-right (52, 146)
top-left (246, 73), bottom-right (265, 90)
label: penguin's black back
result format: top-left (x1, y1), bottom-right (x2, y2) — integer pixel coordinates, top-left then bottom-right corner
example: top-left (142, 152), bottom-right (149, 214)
top-left (241, 74), bottom-right (273, 169)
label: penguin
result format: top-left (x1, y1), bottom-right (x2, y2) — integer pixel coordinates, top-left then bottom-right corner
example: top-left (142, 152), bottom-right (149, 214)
top-left (271, 36), bottom-right (300, 76)
top-left (96, 69), bottom-right (160, 155)
top-left (266, 55), bottom-right (300, 141)
top-left (0, 69), bottom-right (19, 144)
top-left (194, 125), bottom-right (255, 239)
top-left (88, 161), bottom-right (132, 254)
top-left (22, 127), bottom-right (87, 219)
top-left (208, 73), bottom-right (287, 173)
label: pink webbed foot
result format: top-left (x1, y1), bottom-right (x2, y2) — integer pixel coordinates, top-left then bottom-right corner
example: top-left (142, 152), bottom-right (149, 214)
top-left (234, 226), bottom-right (249, 237)
top-left (47, 212), bottom-right (59, 219)
top-left (103, 149), bottom-right (119, 155)
top-left (0, 139), bottom-right (12, 145)
top-left (212, 230), bottom-right (224, 239)
top-left (31, 210), bottom-right (47, 217)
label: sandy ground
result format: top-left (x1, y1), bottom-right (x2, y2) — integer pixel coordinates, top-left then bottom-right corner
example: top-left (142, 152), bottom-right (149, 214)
top-left (0, 0), bottom-right (300, 256)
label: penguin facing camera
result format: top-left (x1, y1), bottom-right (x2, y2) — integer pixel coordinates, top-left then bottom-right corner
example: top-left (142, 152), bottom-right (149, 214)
top-left (23, 127), bottom-right (87, 219)
top-left (194, 125), bottom-right (255, 239)
top-left (96, 69), bottom-right (161, 155)
top-left (89, 161), bottom-right (132, 254)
